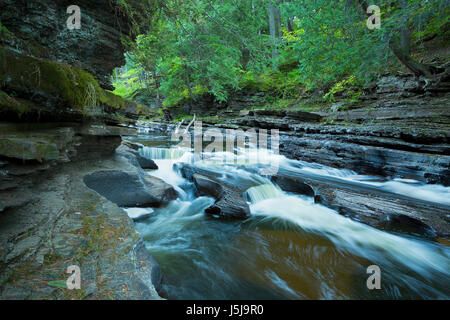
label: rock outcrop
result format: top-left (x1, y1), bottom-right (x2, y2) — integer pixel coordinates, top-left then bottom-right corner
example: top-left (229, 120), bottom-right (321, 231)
top-left (0, 1), bottom-right (153, 123)
top-left (156, 74), bottom-right (450, 186)
top-left (0, 0), bottom-right (164, 301)
top-left (0, 0), bottom-right (134, 89)
top-left (0, 123), bottom-right (164, 299)
top-left (0, 157), bottom-right (162, 300)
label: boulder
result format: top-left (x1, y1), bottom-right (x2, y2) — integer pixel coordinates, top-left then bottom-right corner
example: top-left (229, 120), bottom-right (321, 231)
top-left (83, 170), bottom-right (176, 207)
top-left (143, 175), bottom-right (178, 202)
top-left (193, 174), bottom-right (251, 219)
top-left (123, 140), bottom-right (144, 151)
top-left (116, 142), bottom-right (158, 170)
top-left (137, 155), bottom-right (158, 170)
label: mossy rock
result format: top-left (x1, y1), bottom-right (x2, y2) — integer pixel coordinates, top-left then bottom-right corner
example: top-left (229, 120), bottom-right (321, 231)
top-left (0, 137), bottom-right (59, 162)
top-left (0, 46), bottom-right (101, 111)
top-left (0, 90), bottom-right (31, 116)
top-left (100, 90), bottom-right (125, 110)
top-left (0, 46), bottom-right (146, 122)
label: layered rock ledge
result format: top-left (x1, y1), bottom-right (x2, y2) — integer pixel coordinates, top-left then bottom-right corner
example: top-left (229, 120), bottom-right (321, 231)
top-left (0, 123), bottom-right (163, 299)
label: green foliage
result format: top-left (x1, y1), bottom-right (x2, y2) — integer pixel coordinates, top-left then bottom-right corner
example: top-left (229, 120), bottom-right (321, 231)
top-left (324, 75), bottom-right (362, 103)
top-left (116, 0), bottom-right (448, 111)
top-left (117, 0), bottom-right (271, 107)
top-left (112, 64), bottom-right (145, 100)
top-left (280, 0), bottom-right (447, 88)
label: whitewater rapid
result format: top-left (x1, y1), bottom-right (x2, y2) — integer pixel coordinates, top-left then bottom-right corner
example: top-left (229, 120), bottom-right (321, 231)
top-left (129, 143), bottom-right (449, 299)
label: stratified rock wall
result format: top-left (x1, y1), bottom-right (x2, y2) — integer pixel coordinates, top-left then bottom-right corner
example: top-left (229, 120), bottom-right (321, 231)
top-left (0, 0), bottom-right (132, 89)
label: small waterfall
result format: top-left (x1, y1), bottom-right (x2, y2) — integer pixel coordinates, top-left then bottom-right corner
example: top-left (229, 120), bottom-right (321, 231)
top-left (246, 184), bottom-right (285, 203)
top-left (140, 147), bottom-right (187, 160)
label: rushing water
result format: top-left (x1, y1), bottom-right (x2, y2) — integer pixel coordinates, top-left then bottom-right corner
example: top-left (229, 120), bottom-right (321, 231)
top-left (125, 133), bottom-right (450, 300)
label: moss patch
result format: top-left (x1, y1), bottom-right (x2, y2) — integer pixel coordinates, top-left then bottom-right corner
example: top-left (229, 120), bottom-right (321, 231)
top-left (0, 90), bottom-right (31, 116)
top-left (0, 46), bottom-right (145, 122)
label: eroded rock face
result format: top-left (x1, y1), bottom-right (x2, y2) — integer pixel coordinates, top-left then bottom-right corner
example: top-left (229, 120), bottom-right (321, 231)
top-left (0, 123), bottom-right (133, 212)
top-left (0, 0), bottom-right (132, 89)
top-left (0, 129), bottom-right (167, 300)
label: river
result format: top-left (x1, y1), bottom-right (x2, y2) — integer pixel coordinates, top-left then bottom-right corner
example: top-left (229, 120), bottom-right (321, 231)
top-left (123, 132), bottom-right (450, 300)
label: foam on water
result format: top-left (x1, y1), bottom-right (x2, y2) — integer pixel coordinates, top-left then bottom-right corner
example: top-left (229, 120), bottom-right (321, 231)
top-left (249, 192), bottom-right (450, 276)
top-left (281, 159), bottom-right (450, 206)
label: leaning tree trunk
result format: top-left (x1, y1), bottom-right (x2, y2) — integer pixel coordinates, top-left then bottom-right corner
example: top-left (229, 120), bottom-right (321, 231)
top-left (389, 36), bottom-right (434, 78)
top-left (359, 0), bottom-right (436, 79)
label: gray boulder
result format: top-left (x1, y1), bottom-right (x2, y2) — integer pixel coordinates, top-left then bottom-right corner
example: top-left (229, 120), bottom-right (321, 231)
top-left (83, 170), bottom-right (176, 207)
top-left (192, 173), bottom-right (251, 219)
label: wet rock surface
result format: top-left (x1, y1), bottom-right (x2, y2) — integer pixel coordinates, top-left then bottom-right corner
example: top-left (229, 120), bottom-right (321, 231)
top-left (193, 174), bottom-right (251, 219)
top-left (0, 156), bottom-right (163, 300)
top-left (83, 170), bottom-right (162, 208)
top-left (0, 124), bottom-right (163, 300)
top-left (176, 163), bottom-right (252, 219)
top-left (274, 168), bottom-right (450, 238)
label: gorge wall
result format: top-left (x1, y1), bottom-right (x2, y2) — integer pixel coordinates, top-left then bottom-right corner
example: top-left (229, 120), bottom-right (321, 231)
top-left (0, 1), bottom-right (163, 299)
top-left (0, 0), bottom-right (151, 124)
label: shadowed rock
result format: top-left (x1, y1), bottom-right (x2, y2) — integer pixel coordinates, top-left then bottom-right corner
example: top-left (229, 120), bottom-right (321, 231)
top-left (137, 156), bottom-right (158, 170)
top-left (193, 174), bottom-right (251, 219)
top-left (83, 170), bottom-right (176, 207)
top-left (272, 175), bottom-right (315, 197)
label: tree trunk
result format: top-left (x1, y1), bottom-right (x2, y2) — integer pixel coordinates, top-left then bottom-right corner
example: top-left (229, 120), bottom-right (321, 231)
top-left (389, 38), bottom-right (434, 78)
top-left (275, 0), bottom-right (282, 40)
top-left (358, 0), bottom-right (435, 79)
top-left (184, 64), bottom-right (196, 101)
top-left (268, 1), bottom-right (278, 64)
